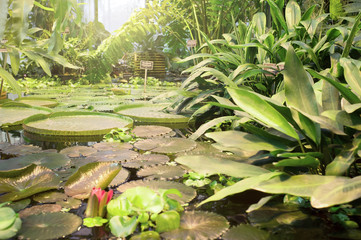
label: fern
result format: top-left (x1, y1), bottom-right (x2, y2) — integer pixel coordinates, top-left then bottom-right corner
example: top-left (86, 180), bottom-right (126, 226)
top-left (330, 0), bottom-right (344, 20)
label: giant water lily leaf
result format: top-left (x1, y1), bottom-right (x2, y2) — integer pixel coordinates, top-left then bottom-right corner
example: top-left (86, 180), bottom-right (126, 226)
top-left (223, 224), bottom-right (271, 240)
top-left (161, 211), bottom-right (229, 240)
top-left (199, 172), bottom-right (282, 207)
top-left (283, 46), bottom-right (320, 144)
top-left (134, 138), bottom-right (196, 154)
top-left (64, 162), bottom-right (121, 199)
top-left (311, 176), bottom-right (361, 208)
top-left (33, 191), bottom-right (67, 203)
top-left (122, 154), bottom-right (170, 169)
top-left (227, 88), bottom-right (299, 140)
top-left (206, 131), bottom-right (291, 152)
top-left (117, 180), bottom-right (196, 204)
top-left (137, 165), bottom-right (187, 180)
top-left (0, 152), bottom-right (70, 171)
top-left (16, 97), bottom-right (58, 108)
top-left (0, 164), bottom-right (60, 202)
top-left (175, 155), bottom-right (269, 178)
top-left (132, 125), bottom-right (174, 138)
top-left (23, 111), bottom-right (133, 136)
top-left (115, 104), bottom-right (190, 128)
top-left (86, 149), bottom-right (139, 162)
top-left (0, 105), bottom-right (52, 127)
top-left (1, 144), bottom-right (42, 157)
top-left (92, 142), bottom-right (133, 151)
top-left (59, 146), bottom-right (97, 158)
top-left (19, 204), bottom-right (62, 218)
top-left (18, 212), bottom-right (82, 240)
top-left (254, 174), bottom-right (346, 197)
top-left (110, 169), bottom-right (130, 187)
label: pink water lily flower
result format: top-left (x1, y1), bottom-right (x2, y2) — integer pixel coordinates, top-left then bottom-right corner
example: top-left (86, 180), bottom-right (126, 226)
top-left (91, 187), bottom-right (113, 204)
top-left (86, 187), bottom-right (114, 218)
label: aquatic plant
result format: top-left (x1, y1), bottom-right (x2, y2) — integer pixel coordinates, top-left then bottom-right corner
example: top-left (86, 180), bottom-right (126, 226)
top-left (0, 203), bottom-right (21, 239)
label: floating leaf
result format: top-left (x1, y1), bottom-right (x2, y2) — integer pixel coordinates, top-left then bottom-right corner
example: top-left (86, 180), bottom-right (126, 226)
top-left (86, 149), bottom-right (139, 162)
top-left (134, 138), bottom-right (196, 154)
top-left (19, 204), bottom-right (62, 218)
top-left (92, 142), bottom-right (133, 151)
top-left (130, 231), bottom-right (161, 240)
top-left (16, 97), bottom-right (59, 108)
top-left (161, 211), bottom-right (229, 240)
top-left (175, 155), bottom-right (269, 178)
top-left (311, 176), bottom-right (361, 208)
top-left (0, 105), bottom-right (52, 127)
top-left (59, 146), bottom-right (97, 158)
top-left (110, 169), bottom-right (130, 187)
top-left (223, 224), bottom-right (271, 240)
top-left (18, 212), bottom-right (82, 240)
top-left (33, 191), bottom-right (68, 203)
top-left (1, 144), bottom-right (42, 157)
top-left (0, 164), bottom-right (60, 202)
top-left (64, 162), bottom-right (121, 199)
top-left (56, 197), bottom-right (82, 209)
top-left (6, 199), bottom-right (31, 212)
top-left (137, 165), bottom-right (187, 180)
top-left (115, 104), bottom-right (190, 128)
top-left (132, 125), bottom-right (174, 138)
top-left (23, 111), bottom-right (133, 136)
top-left (0, 152), bottom-right (70, 171)
top-left (206, 131), bottom-right (291, 152)
top-left (117, 180), bottom-right (196, 204)
top-left (122, 154), bottom-right (170, 169)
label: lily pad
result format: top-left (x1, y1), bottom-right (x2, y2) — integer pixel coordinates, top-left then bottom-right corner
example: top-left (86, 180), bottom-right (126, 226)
top-left (19, 204), bottom-right (62, 218)
top-left (92, 142), bottom-right (133, 151)
top-left (115, 104), bottom-right (190, 128)
top-left (0, 104), bottom-right (52, 127)
top-left (0, 164), bottom-right (60, 202)
top-left (161, 211), bottom-right (229, 240)
top-left (16, 97), bottom-right (59, 108)
top-left (223, 224), bottom-right (271, 240)
top-left (1, 144), bottom-right (42, 157)
top-left (137, 165), bottom-right (187, 180)
top-left (134, 138), bottom-right (196, 154)
top-left (117, 180), bottom-right (196, 204)
top-left (5, 199), bottom-right (31, 212)
top-left (18, 212), bottom-right (82, 240)
top-left (86, 149), bottom-right (139, 162)
top-left (23, 111), bottom-right (133, 136)
top-left (122, 154), bottom-right (170, 169)
top-left (59, 146), bottom-right (97, 158)
top-left (33, 191), bottom-right (68, 203)
top-left (110, 168), bottom-right (130, 187)
top-left (56, 197), bottom-right (82, 209)
top-left (132, 125), bottom-right (174, 138)
top-left (64, 162), bottom-right (122, 199)
top-left (0, 152), bottom-right (70, 171)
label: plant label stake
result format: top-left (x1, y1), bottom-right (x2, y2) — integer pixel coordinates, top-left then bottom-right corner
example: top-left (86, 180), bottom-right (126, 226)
top-left (140, 60), bottom-right (153, 93)
top-left (187, 40), bottom-right (197, 65)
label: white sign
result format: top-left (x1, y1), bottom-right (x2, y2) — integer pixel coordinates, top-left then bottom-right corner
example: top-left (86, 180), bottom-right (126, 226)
top-left (187, 39), bottom-right (197, 47)
top-left (140, 60), bottom-right (154, 70)
top-left (0, 49), bottom-right (8, 53)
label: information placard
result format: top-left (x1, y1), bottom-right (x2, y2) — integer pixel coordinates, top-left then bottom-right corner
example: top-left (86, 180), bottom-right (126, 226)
top-left (140, 60), bottom-right (154, 70)
top-left (0, 49), bottom-right (7, 53)
top-left (187, 39), bottom-right (197, 47)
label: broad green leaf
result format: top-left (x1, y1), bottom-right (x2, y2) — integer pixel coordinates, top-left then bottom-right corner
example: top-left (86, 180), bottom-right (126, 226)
top-left (12, 0), bottom-right (35, 45)
top-left (109, 216), bottom-right (137, 238)
top-left (107, 196), bottom-right (132, 217)
top-left (0, 68), bottom-right (22, 96)
top-left (155, 211), bottom-right (180, 233)
top-left (206, 130), bottom-right (292, 152)
top-left (189, 116), bottom-right (239, 140)
top-left (252, 12), bottom-right (266, 37)
top-left (198, 172), bottom-right (282, 207)
top-left (311, 175), bottom-right (361, 208)
top-left (326, 137), bottom-right (361, 176)
top-left (121, 187), bottom-right (163, 214)
top-left (0, 207), bottom-right (16, 230)
top-left (254, 175), bottom-right (344, 197)
top-left (301, 5), bottom-right (316, 21)
top-left (227, 87), bottom-right (299, 140)
top-left (284, 46), bottom-right (320, 144)
top-left (273, 156), bottom-right (320, 168)
top-left (286, 0), bottom-right (301, 30)
top-left (307, 69), bottom-right (361, 104)
top-left (0, 0), bottom-right (8, 41)
top-left (23, 51), bottom-right (51, 76)
top-left (33, 1), bottom-right (54, 11)
top-left (342, 12), bottom-right (361, 58)
top-left (340, 58), bottom-right (361, 97)
top-left (201, 67), bottom-right (236, 87)
top-left (266, 0), bottom-right (288, 34)
top-left (322, 110), bottom-right (361, 130)
top-left (9, 50), bottom-right (20, 76)
top-left (175, 155), bottom-right (269, 178)
top-left (293, 41), bottom-right (320, 70)
top-left (246, 196), bottom-right (275, 213)
top-left (300, 14), bottom-right (328, 39)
